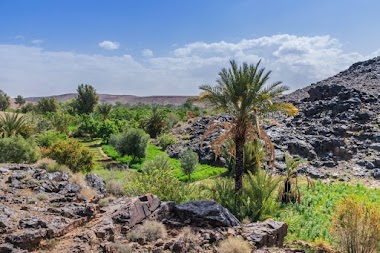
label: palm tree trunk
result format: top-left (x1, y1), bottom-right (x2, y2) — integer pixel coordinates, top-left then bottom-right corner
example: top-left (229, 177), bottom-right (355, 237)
top-left (235, 137), bottom-right (245, 192)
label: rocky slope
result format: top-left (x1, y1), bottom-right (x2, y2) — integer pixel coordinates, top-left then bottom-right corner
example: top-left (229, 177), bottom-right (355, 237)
top-left (0, 165), bottom-right (288, 253)
top-left (169, 56), bottom-right (380, 182)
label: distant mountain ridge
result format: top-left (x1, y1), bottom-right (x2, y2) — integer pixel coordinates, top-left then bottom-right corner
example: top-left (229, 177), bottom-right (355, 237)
top-left (24, 93), bottom-right (197, 106)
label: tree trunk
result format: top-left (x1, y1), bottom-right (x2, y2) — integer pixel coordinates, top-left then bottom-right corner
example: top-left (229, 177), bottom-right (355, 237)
top-left (235, 137), bottom-right (245, 192)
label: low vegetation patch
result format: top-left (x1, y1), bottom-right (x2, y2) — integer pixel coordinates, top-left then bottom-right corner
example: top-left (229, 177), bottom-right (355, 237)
top-left (102, 143), bottom-right (227, 181)
top-left (127, 220), bottom-right (167, 243)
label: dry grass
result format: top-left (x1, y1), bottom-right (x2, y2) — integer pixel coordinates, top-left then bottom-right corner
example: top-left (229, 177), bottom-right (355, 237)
top-left (330, 195), bottom-right (380, 253)
top-left (70, 173), bottom-right (87, 188)
top-left (98, 196), bottom-right (116, 207)
top-left (80, 187), bottom-right (97, 202)
top-left (217, 237), bottom-right (253, 253)
top-left (127, 220), bottom-right (167, 243)
top-left (106, 180), bottom-right (125, 197)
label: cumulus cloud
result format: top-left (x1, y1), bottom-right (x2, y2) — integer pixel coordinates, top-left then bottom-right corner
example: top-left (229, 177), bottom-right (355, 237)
top-left (142, 49), bottom-right (153, 57)
top-left (0, 34), bottom-right (379, 97)
top-left (98, 40), bottom-right (120, 50)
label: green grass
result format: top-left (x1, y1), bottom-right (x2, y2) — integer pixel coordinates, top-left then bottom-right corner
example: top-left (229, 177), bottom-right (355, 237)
top-left (275, 180), bottom-right (380, 243)
top-left (102, 143), bottom-right (227, 181)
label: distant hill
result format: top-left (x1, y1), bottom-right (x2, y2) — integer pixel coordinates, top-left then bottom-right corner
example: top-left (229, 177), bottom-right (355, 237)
top-left (282, 56), bottom-right (380, 102)
top-left (23, 94), bottom-right (197, 106)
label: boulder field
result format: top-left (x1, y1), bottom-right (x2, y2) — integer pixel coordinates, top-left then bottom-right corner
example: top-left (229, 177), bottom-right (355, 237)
top-left (0, 165), bottom-right (288, 253)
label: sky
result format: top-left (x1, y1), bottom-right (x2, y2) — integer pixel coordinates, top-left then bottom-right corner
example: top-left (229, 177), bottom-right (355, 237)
top-left (1, 0), bottom-right (380, 97)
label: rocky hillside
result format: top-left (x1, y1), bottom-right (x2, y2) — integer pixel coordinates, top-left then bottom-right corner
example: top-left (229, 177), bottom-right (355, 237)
top-left (283, 56), bottom-right (380, 103)
top-left (169, 56), bottom-right (380, 182)
top-left (23, 94), bottom-right (197, 106)
top-left (0, 165), bottom-right (288, 253)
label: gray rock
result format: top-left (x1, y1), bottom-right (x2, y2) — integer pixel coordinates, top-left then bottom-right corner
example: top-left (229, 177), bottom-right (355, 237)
top-left (173, 200), bottom-right (240, 227)
top-left (85, 173), bottom-right (106, 193)
top-left (242, 219), bottom-right (288, 248)
top-left (19, 217), bottom-right (47, 229)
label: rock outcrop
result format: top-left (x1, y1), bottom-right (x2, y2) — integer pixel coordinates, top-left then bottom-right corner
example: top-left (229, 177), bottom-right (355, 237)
top-left (0, 165), bottom-right (288, 252)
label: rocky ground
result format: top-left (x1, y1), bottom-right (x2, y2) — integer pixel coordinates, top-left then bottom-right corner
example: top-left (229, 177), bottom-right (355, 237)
top-left (168, 57), bottom-right (380, 184)
top-left (0, 165), bottom-right (290, 253)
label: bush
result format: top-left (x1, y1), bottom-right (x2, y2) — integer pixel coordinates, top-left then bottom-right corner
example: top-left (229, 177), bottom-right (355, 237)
top-left (125, 155), bottom-right (201, 203)
top-left (179, 149), bottom-right (198, 181)
top-left (44, 138), bottom-right (95, 173)
top-left (106, 180), bottom-right (125, 197)
top-left (330, 195), bottom-right (380, 253)
top-left (217, 237), bottom-right (253, 253)
top-left (109, 128), bottom-right (149, 160)
top-left (208, 169), bottom-right (280, 221)
top-left (127, 220), bottom-right (167, 243)
top-left (0, 136), bottom-right (40, 163)
top-left (157, 133), bottom-right (176, 150)
top-left (108, 243), bottom-right (133, 253)
top-left (35, 130), bottom-right (68, 148)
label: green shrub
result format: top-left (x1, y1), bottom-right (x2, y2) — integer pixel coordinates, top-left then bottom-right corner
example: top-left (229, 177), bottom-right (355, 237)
top-left (35, 130), bottom-right (68, 148)
top-left (109, 128), bottom-right (149, 160)
top-left (0, 136), bottom-right (40, 163)
top-left (125, 155), bottom-right (201, 203)
top-left (208, 169), bottom-right (280, 221)
top-left (44, 138), bottom-right (95, 173)
top-left (179, 149), bottom-right (198, 181)
top-left (330, 195), bottom-right (380, 253)
top-left (97, 120), bottom-right (118, 142)
top-left (157, 133), bottom-right (176, 150)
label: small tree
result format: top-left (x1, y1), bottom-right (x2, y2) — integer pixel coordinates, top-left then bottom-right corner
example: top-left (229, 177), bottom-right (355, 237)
top-left (0, 90), bottom-right (10, 111)
top-left (179, 149), bottom-right (198, 181)
top-left (74, 84), bottom-right (99, 114)
top-left (15, 95), bottom-right (26, 107)
top-left (109, 128), bottom-right (149, 161)
top-left (37, 97), bottom-right (59, 113)
top-left (145, 104), bottom-right (166, 138)
top-left (97, 103), bottom-right (113, 121)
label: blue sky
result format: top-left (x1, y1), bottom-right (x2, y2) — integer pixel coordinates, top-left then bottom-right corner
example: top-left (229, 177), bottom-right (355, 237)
top-left (1, 0), bottom-right (380, 97)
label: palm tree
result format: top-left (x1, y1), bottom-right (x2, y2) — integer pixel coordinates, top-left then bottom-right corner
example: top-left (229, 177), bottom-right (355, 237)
top-left (145, 104), bottom-right (166, 138)
top-left (279, 152), bottom-right (305, 203)
top-left (199, 60), bottom-right (298, 192)
top-left (97, 103), bottom-right (113, 121)
top-left (0, 113), bottom-right (27, 137)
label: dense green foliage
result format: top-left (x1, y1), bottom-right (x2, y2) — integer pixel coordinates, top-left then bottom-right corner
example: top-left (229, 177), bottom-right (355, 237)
top-left (276, 181), bottom-right (380, 243)
top-left (0, 136), bottom-right (40, 163)
top-left (15, 95), bottom-right (26, 107)
top-left (35, 130), bottom-right (68, 148)
top-left (0, 90), bottom-right (10, 111)
top-left (73, 84), bottom-right (99, 114)
top-left (102, 143), bottom-right (227, 181)
top-left (109, 128), bottom-right (149, 160)
top-left (144, 105), bottom-right (166, 138)
top-left (208, 169), bottom-right (280, 221)
top-left (157, 133), bottom-right (176, 150)
top-left (97, 103), bottom-right (113, 120)
top-left (125, 155), bottom-right (202, 203)
top-left (37, 97), bottom-right (59, 113)
top-left (44, 138), bottom-right (94, 173)
top-left (179, 149), bottom-right (199, 181)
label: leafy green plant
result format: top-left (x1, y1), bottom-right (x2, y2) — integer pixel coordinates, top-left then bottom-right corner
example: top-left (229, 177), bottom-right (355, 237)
top-left (73, 84), bottom-right (99, 114)
top-left (109, 128), bottom-right (149, 161)
top-left (97, 103), bottom-right (113, 121)
top-left (125, 155), bottom-right (201, 203)
top-left (208, 169), bottom-right (280, 221)
top-left (35, 130), bottom-right (68, 148)
top-left (0, 90), bottom-right (10, 111)
top-left (36, 97), bottom-right (59, 113)
top-left (157, 133), bottom-right (176, 150)
top-left (278, 153), bottom-right (304, 204)
top-left (179, 149), bottom-right (199, 181)
top-left (0, 113), bottom-right (28, 137)
top-left (144, 104), bottom-right (166, 138)
top-left (0, 136), bottom-right (40, 163)
top-left (44, 138), bottom-right (95, 173)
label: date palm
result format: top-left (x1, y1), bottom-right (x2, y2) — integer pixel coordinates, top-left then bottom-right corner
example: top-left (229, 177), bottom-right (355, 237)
top-left (97, 103), bottom-right (113, 121)
top-left (0, 113), bottom-right (27, 137)
top-left (200, 60), bottom-right (298, 192)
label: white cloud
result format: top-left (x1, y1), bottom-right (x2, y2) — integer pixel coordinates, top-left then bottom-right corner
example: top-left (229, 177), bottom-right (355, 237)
top-left (98, 40), bottom-right (120, 50)
top-left (0, 34), bottom-right (379, 97)
top-left (142, 49), bottom-right (153, 57)
top-left (31, 40), bottom-right (44, 45)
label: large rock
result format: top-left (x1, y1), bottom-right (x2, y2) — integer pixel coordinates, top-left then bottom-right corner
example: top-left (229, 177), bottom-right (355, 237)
top-left (172, 200), bottom-right (240, 227)
top-left (111, 194), bottom-right (161, 228)
top-left (242, 219), bottom-right (288, 248)
top-left (85, 173), bottom-right (106, 193)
